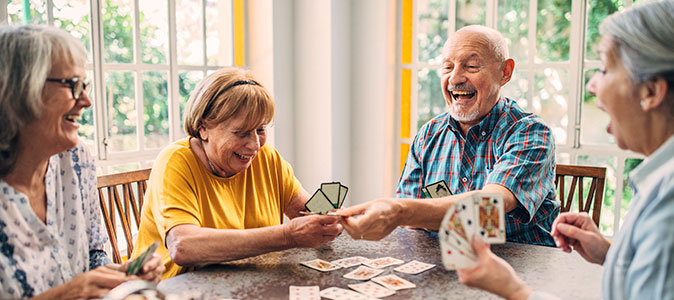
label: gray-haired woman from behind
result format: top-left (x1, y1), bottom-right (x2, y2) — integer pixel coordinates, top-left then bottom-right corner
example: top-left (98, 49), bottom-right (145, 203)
top-left (455, 1), bottom-right (674, 299)
top-left (0, 25), bottom-right (163, 299)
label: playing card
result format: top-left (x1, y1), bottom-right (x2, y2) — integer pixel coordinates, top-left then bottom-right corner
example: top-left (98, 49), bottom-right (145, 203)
top-left (343, 266), bottom-right (384, 280)
top-left (304, 189), bottom-right (336, 214)
top-left (393, 260), bottom-right (435, 274)
top-left (126, 241), bottom-right (159, 275)
top-left (289, 286), bottom-right (320, 300)
top-left (300, 259), bottom-right (341, 272)
top-left (454, 195), bottom-right (477, 241)
top-left (421, 186), bottom-right (430, 198)
top-left (425, 180), bottom-right (451, 198)
top-left (440, 205), bottom-right (478, 270)
top-left (439, 239), bottom-right (478, 270)
top-left (321, 182), bottom-right (342, 208)
top-left (348, 282), bottom-right (395, 298)
top-left (362, 257), bottom-right (404, 269)
top-left (338, 184), bottom-right (348, 208)
top-left (371, 274), bottom-right (416, 290)
top-left (319, 287), bottom-right (371, 300)
top-left (441, 203), bottom-right (474, 256)
top-left (475, 193), bottom-right (506, 244)
top-left (332, 256), bottom-right (370, 268)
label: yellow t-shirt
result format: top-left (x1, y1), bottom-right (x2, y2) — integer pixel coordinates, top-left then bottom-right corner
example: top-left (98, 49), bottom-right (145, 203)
top-left (132, 138), bottom-right (301, 279)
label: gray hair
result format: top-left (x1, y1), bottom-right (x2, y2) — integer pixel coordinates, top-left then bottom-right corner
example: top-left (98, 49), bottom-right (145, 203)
top-left (0, 25), bottom-right (87, 177)
top-left (600, 0), bottom-right (674, 86)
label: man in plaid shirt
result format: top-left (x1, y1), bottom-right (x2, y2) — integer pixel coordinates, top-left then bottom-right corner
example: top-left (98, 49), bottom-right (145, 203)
top-left (341, 25), bottom-right (559, 246)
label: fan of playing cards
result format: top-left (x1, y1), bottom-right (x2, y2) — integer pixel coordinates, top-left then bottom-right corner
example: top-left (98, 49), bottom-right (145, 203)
top-left (439, 192), bottom-right (506, 270)
top-left (304, 182), bottom-right (348, 214)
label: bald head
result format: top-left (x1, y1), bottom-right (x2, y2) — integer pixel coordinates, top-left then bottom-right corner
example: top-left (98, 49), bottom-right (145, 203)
top-left (444, 25), bottom-right (509, 63)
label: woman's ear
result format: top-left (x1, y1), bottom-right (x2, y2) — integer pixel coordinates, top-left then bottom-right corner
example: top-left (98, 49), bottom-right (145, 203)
top-left (638, 77), bottom-right (669, 111)
top-left (198, 125), bottom-right (208, 141)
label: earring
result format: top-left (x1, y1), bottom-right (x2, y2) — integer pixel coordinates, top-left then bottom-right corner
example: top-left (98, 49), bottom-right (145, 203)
top-left (640, 101), bottom-right (648, 109)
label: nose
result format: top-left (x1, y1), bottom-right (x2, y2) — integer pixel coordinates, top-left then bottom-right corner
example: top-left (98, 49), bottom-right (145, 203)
top-left (246, 131), bottom-right (261, 150)
top-left (586, 72), bottom-right (598, 96)
top-left (448, 67), bottom-right (467, 87)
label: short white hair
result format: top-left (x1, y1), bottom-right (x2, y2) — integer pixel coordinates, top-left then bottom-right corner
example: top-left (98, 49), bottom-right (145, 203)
top-left (0, 25), bottom-right (87, 176)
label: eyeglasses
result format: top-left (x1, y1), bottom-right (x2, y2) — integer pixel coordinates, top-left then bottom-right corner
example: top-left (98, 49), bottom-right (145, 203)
top-left (45, 77), bottom-right (91, 100)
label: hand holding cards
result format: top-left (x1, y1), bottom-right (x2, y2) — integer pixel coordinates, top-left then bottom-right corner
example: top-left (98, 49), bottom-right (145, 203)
top-left (304, 182), bottom-right (348, 214)
top-left (439, 192), bottom-right (505, 270)
top-left (126, 241), bottom-right (159, 276)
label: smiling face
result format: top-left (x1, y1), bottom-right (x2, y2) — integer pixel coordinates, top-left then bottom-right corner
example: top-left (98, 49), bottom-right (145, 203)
top-left (586, 36), bottom-right (644, 152)
top-left (21, 57), bottom-right (91, 154)
top-left (440, 28), bottom-right (513, 130)
top-left (199, 110), bottom-right (268, 177)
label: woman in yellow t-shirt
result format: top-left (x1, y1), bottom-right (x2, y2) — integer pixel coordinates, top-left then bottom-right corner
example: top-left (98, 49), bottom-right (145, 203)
top-left (132, 68), bottom-right (343, 279)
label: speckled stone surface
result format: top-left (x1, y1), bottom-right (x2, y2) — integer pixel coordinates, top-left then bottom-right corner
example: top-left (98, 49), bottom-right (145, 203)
top-left (158, 228), bottom-right (602, 299)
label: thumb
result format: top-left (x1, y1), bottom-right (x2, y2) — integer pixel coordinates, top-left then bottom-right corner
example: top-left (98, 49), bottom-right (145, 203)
top-left (338, 204), bottom-right (367, 217)
top-left (471, 235), bottom-right (491, 257)
top-left (556, 223), bottom-right (594, 243)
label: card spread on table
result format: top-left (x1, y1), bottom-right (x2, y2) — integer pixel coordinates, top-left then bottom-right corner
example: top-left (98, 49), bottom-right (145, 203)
top-left (393, 260), bottom-right (435, 274)
top-left (348, 282), bottom-right (396, 298)
top-left (300, 259), bottom-right (342, 272)
top-left (289, 285), bottom-right (320, 300)
top-left (439, 192), bottom-right (505, 270)
top-left (423, 180), bottom-right (452, 198)
top-left (319, 287), bottom-right (371, 300)
top-left (343, 266), bottom-right (384, 280)
top-left (304, 182), bottom-right (349, 214)
top-left (371, 274), bottom-right (416, 290)
top-left (362, 257), bottom-right (404, 269)
top-left (332, 256), bottom-right (370, 268)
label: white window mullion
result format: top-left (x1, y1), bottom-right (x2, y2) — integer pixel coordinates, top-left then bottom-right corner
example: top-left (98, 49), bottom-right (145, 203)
top-left (568, 0), bottom-right (587, 149)
top-left (485, 0), bottom-right (496, 29)
top-left (448, 0), bottom-right (456, 33)
top-left (613, 155), bottom-right (625, 235)
top-left (168, 0), bottom-right (181, 140)
top-left (0, 0), bottom-right (7, 22)
top-left (527, 0), bottom-right (537, 112)
top-left (90, 0), bottom-right (109, 160)
top-left (132, 0), bottom-right (144, 152)
top-left (201, 0), bottom-right (208, 67)
top-left (46, 0), bottom-right (54, 25)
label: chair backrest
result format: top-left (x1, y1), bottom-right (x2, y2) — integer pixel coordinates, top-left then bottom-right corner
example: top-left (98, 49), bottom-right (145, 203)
top-left (555, 164), bottom-right (607, 227)
top-left (97, 168), bottom-right (152, 264)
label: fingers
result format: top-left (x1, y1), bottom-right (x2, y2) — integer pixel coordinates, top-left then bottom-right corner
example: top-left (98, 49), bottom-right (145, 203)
top-left (322, 223), bottom-right (344, 237)
top-left (140, 253), bottom-right (165, 281)
top-left (471, 236), bottom-right (491, 259)
top-left (337, 202), bottom-right (370, 217)
top-left (316, 215), bottom-right (342, 225)
top-left (555, 223), bottom-right (594, 244)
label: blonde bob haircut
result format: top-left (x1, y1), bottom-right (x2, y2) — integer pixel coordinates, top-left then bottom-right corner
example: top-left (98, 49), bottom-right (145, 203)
top-left (183, 68), bottom-right (274, 138)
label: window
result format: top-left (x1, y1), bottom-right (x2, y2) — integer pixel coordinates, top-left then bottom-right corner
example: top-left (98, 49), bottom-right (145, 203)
top-left (397, 0), bottom-right (643, 236)
top-left (2, 0), bottom-right (244, 174)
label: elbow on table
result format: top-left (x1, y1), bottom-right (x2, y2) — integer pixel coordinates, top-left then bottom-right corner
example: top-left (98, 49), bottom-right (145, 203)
top-left (167, 236), bottom-right (197, 266)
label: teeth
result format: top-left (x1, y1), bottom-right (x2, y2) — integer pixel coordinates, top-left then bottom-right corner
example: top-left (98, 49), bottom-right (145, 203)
top-left (235, 152), bottom-right (253, 159)
top-left (65, 114), bottom-right (80, 122)
top-left (451, 91), bottom-right (473, 95)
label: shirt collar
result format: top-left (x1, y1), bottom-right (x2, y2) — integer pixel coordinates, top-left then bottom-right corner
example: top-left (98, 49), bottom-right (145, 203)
top-left (445, 97), bottom-right (506, 140)
top-left (629, 134), bottom-right (674, 194)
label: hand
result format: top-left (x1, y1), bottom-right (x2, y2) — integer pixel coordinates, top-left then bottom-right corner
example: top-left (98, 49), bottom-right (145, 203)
top-left (551, 212), bottom-right (610, 264)
top-left (457, 236), bottom-right (533, 300)
top-left (338, 198), bottom-right (403, 241)
top-left (284, 215), bottom-right (343, 248)
top-left (118, 253), bottom-right (165, 282)
top-left (66, 265), bottom-right (131, 299)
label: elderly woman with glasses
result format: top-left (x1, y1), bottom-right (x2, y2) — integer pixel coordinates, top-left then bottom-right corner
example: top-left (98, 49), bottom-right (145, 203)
top-left (132, 68), bottom-right (343, 279)
top-left (0, 25), bottom-right (164, 299)
top-left (456, 1), bottom-right (674, 299)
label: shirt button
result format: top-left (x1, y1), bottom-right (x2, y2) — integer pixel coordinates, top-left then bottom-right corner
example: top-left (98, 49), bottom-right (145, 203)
top-left (481, 131), bottom-right (486, 136)
top-left (462, 177), bottom-right (468, 183)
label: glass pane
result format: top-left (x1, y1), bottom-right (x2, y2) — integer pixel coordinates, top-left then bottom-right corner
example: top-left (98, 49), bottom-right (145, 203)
top-left (7, 0), bottom-right (47, 24)
top-left (497, 0), bottom-right (529, 62)
top-left (79, 70), bottom-right (96, 156)
top-left (581, 68), bottom-right (614, 145)
top-left (53, 0), bottom-right (91, 61)
top-left (533, 68), bottom-right (568, 144)
top-left (142, 72), bottom-right (169, 149)
top-left (501, 70), bottom-right (528, 105)
top-left (621, 158), bottom-right (643, 227)
top-left (417, 68), bottom-right (445, 129)
top-left (106, 72), bottom-right (137, 152)
top-left (206, 0), bottom-right (233, 66)
top-left (102, 0), bottom-right (135, 63)
top-left (417, 0), bottom-right (448, 64)
top-left (536, 0), bottom-right (571, 62)
top-left (178, 71), bottom-right (204, 124)
top-left (576, 155), bottom-right (617, 236)
top-left (176, 0), bottom-right (204, 65)
top-left (109, 162), bottom-right (141, 174)
top-left (585, 0), bottom-right (625, 61)
top-left (556, 152), bottom-right (571, 164)
top-left (139, 0), bottom-right (168, 64)
top-left (456, 0), bottom-right (486, 29)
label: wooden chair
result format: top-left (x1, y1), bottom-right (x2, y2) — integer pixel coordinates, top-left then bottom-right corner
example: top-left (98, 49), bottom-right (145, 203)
top-left (555, 164), bottom-right (607, 227)
top-left (97, 168), bottom-right (152, 264)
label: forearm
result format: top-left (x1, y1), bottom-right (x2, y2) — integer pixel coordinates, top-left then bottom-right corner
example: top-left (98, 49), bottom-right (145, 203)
top-left (398, 194), bottom-right (471, 230)
top-left (167, 224), bottom-right (292, 266)
top-left (27, 282), bottom-right (77, 300)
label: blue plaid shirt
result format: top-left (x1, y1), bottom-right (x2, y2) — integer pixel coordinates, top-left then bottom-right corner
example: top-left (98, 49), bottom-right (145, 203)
top-left (396, 97), bottom-right (559, 246)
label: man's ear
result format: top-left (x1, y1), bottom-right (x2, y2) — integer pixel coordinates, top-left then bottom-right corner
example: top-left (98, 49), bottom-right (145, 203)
top-left (638, 77), bottom-right (669, 111)
top-left (500, 58), bottom-right (515, 86)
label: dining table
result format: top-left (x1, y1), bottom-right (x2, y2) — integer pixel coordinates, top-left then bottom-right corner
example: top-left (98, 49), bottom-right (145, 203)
top-left (157, 228), bottom-right (602, 299)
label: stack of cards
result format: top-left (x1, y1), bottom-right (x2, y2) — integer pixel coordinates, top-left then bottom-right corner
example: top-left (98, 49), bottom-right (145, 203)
top-left (439, 192), bottom-right (506, 270)
top-left (304, 182), bottom-right (349, 214)
top-left (126, 241), bottom-right (159, 275)
top-left (422, 180), bottom-right (451, 198)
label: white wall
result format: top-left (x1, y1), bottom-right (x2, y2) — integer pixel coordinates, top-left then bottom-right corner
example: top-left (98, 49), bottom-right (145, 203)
top-left (251, 0), bottom-right (396, 205)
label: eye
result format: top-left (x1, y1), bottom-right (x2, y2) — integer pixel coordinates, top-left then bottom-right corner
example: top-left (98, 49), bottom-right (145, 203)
top-left (442, 65), bottom-right (454, 72)
top-left (466, 65), bottom-right (480, 72)
top-left (598, 68), bottom-right (606, 75)
top-left (256, 128), bottom-right (266, 135)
